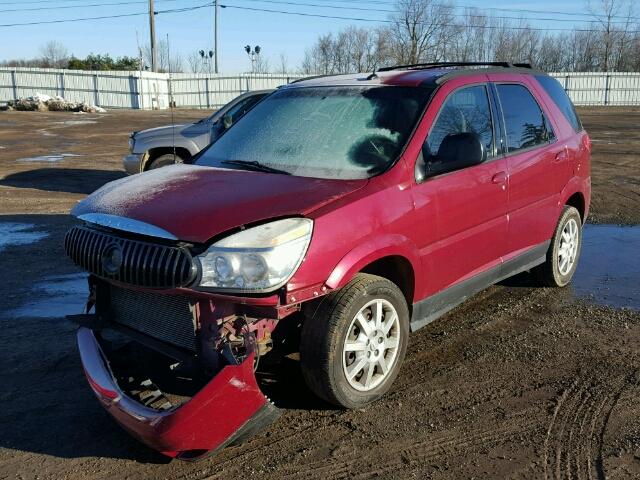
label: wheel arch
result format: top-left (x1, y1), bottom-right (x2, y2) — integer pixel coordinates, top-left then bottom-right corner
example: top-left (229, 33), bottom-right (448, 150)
top-left (565, 191), bottom-right (586, 223)
top-left (325, 236), bottom-right (420, 307)
top-left (143, 147), bottom-right (193, 171)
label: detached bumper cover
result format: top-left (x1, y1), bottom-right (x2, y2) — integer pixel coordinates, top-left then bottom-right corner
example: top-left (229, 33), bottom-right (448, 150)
top-left (77, 327), bottom-right (273, 459)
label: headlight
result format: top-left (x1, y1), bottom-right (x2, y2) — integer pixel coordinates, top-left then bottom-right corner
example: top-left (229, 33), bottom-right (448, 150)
top-left (128, 133), bottom-right (135, 152)
top-left (197, 218), bottom-right (313, 291)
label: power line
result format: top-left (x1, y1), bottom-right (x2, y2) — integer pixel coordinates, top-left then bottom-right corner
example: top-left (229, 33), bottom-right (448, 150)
top-left (219, 4), bottom-right (391, 23)
top-left (294, 0), bottom-right (640, 22)
top-left (0, 2), bottom-right (213, 28)
top-left (0, 0), bottom-right (204, 14)
top-left (235, 0), bottom-right (636, 25)
top-left (219, 3), bottom-right (640, 33)
top-left (0, 0), bottom-right (637, 22)
top-left (2, 0), bottom-right (639, 23)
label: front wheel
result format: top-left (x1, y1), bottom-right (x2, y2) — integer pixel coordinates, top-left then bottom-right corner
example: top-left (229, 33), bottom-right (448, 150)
top-left (535, 205), bottom-right (583, 287)
top-left (300, 274), bottom-right (409, 409)
top-left (147, 153), bottom-right (184, 170)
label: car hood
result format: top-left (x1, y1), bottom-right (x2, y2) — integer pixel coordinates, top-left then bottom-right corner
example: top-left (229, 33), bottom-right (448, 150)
top-left (72, 164), bottom-right (367, 243)
top-left (134, 122), bottom-right (209, 141)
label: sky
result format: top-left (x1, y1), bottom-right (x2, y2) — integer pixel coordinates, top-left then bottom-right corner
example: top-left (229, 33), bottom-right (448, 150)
top-left (0, 0), bottom-right (598, 74)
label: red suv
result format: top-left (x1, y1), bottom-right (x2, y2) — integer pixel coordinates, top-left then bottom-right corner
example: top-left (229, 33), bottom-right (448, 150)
top-left (64, 62), bottom-right (591, 459)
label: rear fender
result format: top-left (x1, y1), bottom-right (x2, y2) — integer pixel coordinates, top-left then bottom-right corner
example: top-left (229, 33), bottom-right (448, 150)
top-left (558, 176), bottom-right (590, 222)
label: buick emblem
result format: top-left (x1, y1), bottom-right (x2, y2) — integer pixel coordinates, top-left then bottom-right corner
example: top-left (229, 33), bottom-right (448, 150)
top-left (102, 244), bottom-right (123, 275)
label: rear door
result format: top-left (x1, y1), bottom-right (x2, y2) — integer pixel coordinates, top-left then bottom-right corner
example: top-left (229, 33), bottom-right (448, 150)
top-left (411, 80), bottom-right (509, 297)
top-left (489, 76), bottom-right (566, 258)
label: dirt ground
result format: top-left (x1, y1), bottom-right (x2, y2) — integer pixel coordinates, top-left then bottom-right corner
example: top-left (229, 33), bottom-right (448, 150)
top-left (0, 107), bottom-right (639, 480)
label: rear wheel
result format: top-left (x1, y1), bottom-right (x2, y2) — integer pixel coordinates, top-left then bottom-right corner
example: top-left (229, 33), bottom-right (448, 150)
top-left (535, 206), bottom-right (583, 287)
top-left (300, 274), bottom-right (409, 408)
top-left (147, 153), bottom-right (184, 170)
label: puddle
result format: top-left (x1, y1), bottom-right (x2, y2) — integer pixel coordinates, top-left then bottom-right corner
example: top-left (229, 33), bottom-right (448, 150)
top-left (573, 224), bottom-right (640, 310)
top-left (37, 129), bottom-right (55, 137)
top-left (0, 223), bottom-right (49, 252)
top-left (57, 120), bottom-right (97, 126)
top-left (16, 153), bottom-right (83, 163)
top-left (6, 273), bottom-right (87, 319)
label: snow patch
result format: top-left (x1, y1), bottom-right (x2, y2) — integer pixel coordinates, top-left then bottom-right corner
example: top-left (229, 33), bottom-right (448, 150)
top-left (17, 153), bottom-right (83, 163)
top-left (0, 223), bottom-right (49, 252)
top-left (4, 92), bottom-right (107, 113)
top-left (79, 164), bottom-right (203, 217)
top-left (5, 273), bottom-right (88, 319)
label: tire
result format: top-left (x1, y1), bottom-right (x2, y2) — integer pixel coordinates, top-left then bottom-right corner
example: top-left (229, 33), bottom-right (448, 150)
top-left (147, 153), bottom-right (183, 170)
top-left (535, 206), bottom-right (583, 287)
top-left (300, 273), bottom-right (410, 409)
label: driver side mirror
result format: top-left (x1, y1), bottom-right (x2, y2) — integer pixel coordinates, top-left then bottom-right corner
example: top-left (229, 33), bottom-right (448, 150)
top-left (416, 132), bottom-right (486, 181)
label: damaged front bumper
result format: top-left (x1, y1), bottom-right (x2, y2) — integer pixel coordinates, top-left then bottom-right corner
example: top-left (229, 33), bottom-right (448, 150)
top-left (77, 326), bottom-right (278, 460)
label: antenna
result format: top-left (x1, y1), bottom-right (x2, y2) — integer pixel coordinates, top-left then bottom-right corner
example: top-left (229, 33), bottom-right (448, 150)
top-left (167, 33), bottom-right (176, 162)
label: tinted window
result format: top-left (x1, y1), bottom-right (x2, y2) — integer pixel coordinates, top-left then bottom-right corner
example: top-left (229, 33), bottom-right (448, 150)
top-left (227, 94), bottom-right (265, 123)
top-left (196, 86), bottom-right (432, 180)
top-left (497, 84), bottom-right (553, 153)
top-left (426, 85), bottom-right (494, 161)
top-left (536, 75), bottom-right (582, 132)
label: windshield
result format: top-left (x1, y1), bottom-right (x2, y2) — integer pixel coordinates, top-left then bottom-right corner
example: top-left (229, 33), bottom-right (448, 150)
top-left (195, 86), bottom-right (433, 179)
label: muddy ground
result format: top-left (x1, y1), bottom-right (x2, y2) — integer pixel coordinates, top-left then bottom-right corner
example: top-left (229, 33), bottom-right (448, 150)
top-left (0, 108), bottom-right (639, 479)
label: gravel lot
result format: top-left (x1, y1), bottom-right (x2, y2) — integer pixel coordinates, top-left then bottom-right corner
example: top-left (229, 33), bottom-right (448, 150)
top-left (0, 107), bottom-right (639, 479)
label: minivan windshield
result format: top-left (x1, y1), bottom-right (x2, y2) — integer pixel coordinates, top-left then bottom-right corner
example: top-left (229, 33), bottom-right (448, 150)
top-left (195, 86), bottom-right (433, 179)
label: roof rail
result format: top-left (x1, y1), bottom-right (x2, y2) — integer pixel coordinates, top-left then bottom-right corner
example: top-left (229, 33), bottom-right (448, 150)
top-left (377, 61), bottom-right (533, 72)
top-left (290, 74), bottom-right (335, 84)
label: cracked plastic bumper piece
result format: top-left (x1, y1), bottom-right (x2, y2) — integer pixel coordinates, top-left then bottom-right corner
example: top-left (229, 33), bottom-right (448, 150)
top-left (77, 327), bottom-right (276, 460)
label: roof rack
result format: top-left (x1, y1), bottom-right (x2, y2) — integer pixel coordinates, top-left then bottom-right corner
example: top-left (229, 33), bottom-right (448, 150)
top-left (377, 61), bottom-right (533, 72)
top-left (290, 74), bottom-right (335, 84)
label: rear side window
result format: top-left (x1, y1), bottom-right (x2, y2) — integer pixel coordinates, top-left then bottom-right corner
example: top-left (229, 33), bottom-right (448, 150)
top-left (496, 84), bottom-right (554, 153)
top-left (426, 85), bottom-right (494, 160)
top-left (536, 75), bottom-right (582, 132)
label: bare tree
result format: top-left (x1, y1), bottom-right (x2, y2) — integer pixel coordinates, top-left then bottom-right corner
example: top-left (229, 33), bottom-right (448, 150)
top-left (588, 0), bottom-right (636, 71)
top-left (39, 41), bottom-right (68, 68)
top-left (143, 39), bottom-right (183, 72)
top-left (276, 53), bottom-right (289, 74)
top-left (388, 0), bottom-right (456, 64)
top-left (253, 54), bottom-right (270, 74)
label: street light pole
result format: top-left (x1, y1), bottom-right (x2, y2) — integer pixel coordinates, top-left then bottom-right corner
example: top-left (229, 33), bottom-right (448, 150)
top-left (214, 0), bottom-right (219, 74)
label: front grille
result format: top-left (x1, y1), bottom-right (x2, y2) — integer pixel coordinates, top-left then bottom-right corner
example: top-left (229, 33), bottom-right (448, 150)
top-left (64, 225), bottom-right (197, 289)
top-left (108, 285), bottom-right (197, 351)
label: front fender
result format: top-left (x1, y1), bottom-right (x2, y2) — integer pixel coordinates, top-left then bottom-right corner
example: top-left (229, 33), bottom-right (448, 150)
top-left (325, 233), bottom-right (421, 299)
top-left (133, 137), bottom-right (202, 158)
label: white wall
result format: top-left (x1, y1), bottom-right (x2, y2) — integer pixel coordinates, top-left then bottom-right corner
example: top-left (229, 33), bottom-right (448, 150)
top-left (2, 67), bottom-right (640, 109)
top-left (0, 67), bottom-right (302, 110)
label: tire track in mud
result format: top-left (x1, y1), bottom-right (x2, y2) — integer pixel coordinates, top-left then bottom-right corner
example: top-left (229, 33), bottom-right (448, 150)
top-left (542, 368), bottom-right (638, 480)
top-left (274, 417), bottom-right (540, 480)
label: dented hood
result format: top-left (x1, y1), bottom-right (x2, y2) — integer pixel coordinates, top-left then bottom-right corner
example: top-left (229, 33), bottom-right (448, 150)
top-left (72, 164), bottom-right (366, 243)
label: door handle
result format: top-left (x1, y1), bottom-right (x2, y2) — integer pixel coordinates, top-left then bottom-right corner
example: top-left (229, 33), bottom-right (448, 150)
top-left (554, 149), bottom-right (568, 162)
top-left (492, 171), bottom-right (507, 184)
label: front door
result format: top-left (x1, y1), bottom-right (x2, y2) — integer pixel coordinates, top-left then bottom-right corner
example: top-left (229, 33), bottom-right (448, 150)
top-left (411, 82), bottom-right (509, 298)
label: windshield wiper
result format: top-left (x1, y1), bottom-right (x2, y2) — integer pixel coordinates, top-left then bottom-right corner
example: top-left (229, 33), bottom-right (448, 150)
top-left (221, 160), bottom-right (291, 175)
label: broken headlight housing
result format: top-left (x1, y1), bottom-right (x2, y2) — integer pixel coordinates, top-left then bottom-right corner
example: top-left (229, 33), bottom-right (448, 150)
top-left (197, 218), bottom-right (313, 291)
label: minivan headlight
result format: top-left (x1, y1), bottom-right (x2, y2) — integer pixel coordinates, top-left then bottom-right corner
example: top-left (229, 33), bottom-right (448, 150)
top-left (197, 218), bottom-right (313, 291)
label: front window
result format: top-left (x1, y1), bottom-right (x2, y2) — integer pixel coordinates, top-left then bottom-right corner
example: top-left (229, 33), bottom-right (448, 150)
top-left (196, 86), bottom-right (432, 179)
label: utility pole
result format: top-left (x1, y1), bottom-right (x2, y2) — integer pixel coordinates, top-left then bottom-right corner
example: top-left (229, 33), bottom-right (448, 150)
top-left (214, 0), bottom-right (219, 74)
top-left (149, 0), bottom-right (157, 72)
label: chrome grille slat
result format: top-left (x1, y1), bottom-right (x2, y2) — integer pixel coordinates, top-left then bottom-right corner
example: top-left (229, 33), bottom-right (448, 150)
top-left (64, 226), bottom-right (196, 289)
